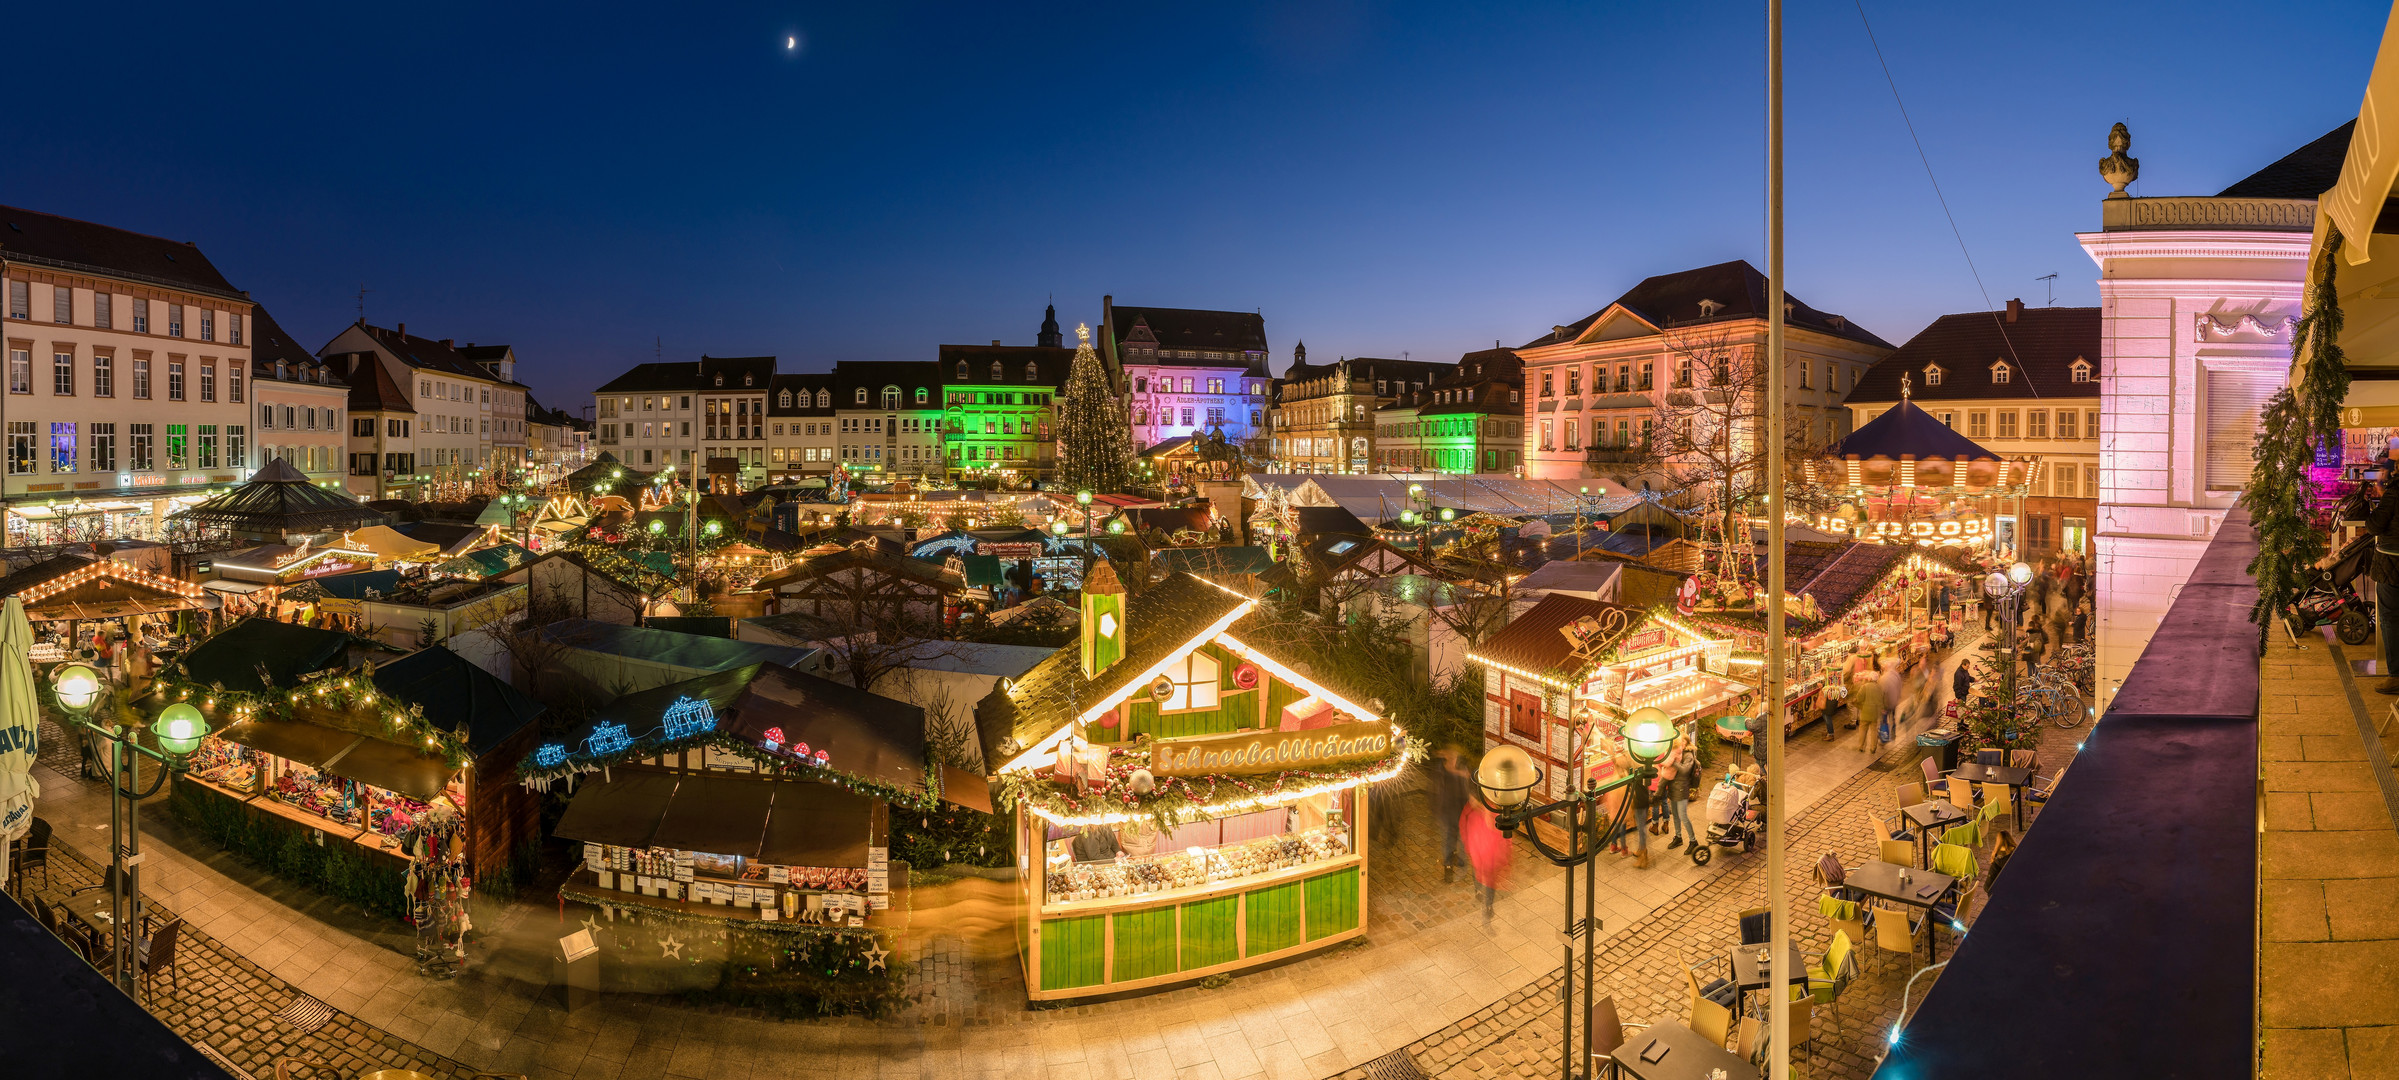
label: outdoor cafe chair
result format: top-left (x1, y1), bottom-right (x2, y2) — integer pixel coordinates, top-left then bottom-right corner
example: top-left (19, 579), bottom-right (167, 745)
top-left (12, 816), bottom-right (53, 892)
top-left (1737, 906), bottom-right (1771, 946)
top-left (1871, 903), bottom-right (1925, 970)
top-left (1813, 851), bottom-right (1854, 900)
top-left (1930, 842), bottom-right (1979, 889)
top-left (1586, 995), bottom-right (1649, 1079)
top-left (1973, 748), bottom-right (2006, 767)
top-left (135, 917), bottom-right (183, 1002)
top-left (1819, 896), bottom-right (1869, 960)
top-left (1919, 757), bottom-right (1957, 798)
top-left (1939, 820), bottom-right (1981, 851)
top-left (1894, 779), bottom-right (1928, 810)
top-left (1947, 773), bottom-right (1979, 813)
top-left (1879, 839), bottom-right (1917, 868)
top-left (1684, 965), bottom-right (1735, 1047)
top-left (2009, 749), bottom-right (2039, 771)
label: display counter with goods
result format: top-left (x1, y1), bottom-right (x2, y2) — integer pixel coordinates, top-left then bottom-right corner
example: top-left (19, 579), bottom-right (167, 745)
top-left (985, 568), bottom-right (1400, 1000)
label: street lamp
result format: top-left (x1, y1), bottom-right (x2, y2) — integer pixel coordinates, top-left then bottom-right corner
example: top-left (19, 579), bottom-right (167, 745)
top-left (1472, 719), bottom-right (1654, 1080)
top-left (60, 671), bottom-right (208, 996)
top-left (1076, 490), bottom-right (1096, 584)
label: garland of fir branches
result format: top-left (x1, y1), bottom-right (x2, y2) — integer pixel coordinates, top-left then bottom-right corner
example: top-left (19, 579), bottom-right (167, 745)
top-left (2243, 231), bottom-right (2353, 634)
top-left (516, 727), bottom-right (944, 811)
top-left (997, 736), bottom-right (1421, 831)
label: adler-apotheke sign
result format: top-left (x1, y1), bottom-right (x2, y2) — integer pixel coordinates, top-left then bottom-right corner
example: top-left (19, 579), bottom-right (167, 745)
top-left (1149, 720), bottom-right (1394, 777)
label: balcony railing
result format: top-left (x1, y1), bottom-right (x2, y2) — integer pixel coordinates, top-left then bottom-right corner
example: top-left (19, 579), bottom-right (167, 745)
top-left (1584, 445), bottom-right (1652, 464)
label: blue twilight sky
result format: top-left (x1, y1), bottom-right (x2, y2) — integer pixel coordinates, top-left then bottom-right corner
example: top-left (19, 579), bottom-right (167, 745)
top-left (1, 1), bottom-right (2389, 410)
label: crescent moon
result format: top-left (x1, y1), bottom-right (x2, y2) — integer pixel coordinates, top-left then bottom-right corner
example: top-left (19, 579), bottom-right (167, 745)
top-left (786, 36), bottom-right (797, 50)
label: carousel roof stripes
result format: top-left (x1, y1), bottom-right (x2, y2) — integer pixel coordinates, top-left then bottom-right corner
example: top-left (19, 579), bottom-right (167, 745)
top-left (1830, 398), bottom-right (2001, 462)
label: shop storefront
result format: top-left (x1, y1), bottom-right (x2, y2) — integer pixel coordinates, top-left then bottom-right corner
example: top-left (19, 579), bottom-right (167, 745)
top-left (983, 566), bottom-right (1403, 1000)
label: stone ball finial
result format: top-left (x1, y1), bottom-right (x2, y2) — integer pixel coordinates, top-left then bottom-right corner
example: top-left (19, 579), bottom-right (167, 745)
top-left (2100, 122), bottom-right (2139, 198)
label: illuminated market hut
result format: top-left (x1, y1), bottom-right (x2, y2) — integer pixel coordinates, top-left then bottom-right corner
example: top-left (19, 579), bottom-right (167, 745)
top-left (977, 566), bottom-right (1404, 1001)
top-left (1467, 595), bottom-right (1733, 820)
top-left (1803, 392), bottom-right (2038, 548)
top-left (0, 553), bottom-right (212, 648)
top-left (166, 630), bottom-right (545, 935)
top-left (528, 661), bottom-right (983, 925)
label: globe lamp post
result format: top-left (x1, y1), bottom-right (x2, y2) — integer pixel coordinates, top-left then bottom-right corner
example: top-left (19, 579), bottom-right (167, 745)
top-left (58, 667), bottom-right (209, 995)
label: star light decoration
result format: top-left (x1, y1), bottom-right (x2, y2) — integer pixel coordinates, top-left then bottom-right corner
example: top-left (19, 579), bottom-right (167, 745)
top-left (659, 933), bottom-right (685, 959)
top-left (863, 942), bottom-right (889, 971)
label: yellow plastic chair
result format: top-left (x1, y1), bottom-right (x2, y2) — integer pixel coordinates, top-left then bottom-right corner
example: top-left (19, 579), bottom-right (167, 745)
top-left (1930, 841), bottom-right (1979, 889)
top-left (1940, 820), bottom-right (1980, 850)
top-left (1947, 775), bottom-right (1977, 812)
top-left (1981, 783), bottom-right (2015, 824)
top-left (1872, 903), bottom-right (1923, 970)
top-left (1685, 964), bottom-right (1733, 1047)
top-left (1879, 838), bottom-right (1916, 867)
top-left (1894, 780), bottom-right (1927, 808)
top-left (1869, 809), bottom-right (1895, 844)
top-left (1821, 895), bottom-right (1869, 954)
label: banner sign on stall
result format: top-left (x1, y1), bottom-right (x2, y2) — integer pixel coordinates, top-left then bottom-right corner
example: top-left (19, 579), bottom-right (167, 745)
top-left (1150, 720), bottom-right (1394, 777)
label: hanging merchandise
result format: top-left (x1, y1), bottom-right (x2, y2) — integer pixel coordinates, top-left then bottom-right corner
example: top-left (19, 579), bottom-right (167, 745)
top-left (403, 799), bottom-right (472, 978)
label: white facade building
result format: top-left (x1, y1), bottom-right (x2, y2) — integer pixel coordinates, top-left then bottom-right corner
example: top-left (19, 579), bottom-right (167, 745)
top-left (2074, 125), bottom-right (2319, 704)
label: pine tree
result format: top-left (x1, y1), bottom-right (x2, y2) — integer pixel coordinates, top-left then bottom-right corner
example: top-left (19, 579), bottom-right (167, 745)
top-left (2242, 233), bottom-right (2352, 633)
top-left (1056, 323), bottom-right (1134, 495)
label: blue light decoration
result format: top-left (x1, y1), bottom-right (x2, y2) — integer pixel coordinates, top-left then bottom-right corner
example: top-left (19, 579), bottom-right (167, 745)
top-left (660, 696), bottom-right (718, 741)
top-left (533, 743), bottom-right (567, 768)
top-left (585, 722), bottom-right (633, 757)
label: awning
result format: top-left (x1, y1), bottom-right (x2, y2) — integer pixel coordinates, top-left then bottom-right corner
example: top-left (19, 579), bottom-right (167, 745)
top-left (757, 781), bottom-right (874, 867)
top-left (324, 736), bottom-right (457, 802)
top-left (213, 718), bottom-right (362, 771)
top-left (938, 764), bottom-right (994, 814)
top-left (553, 770), bottom-right (681, 849)
top-left (2314, 6), bottom-right (2399, 387)
top-left (202, 580), bottom-right (267, 595)
top-left (649, 772), bottom-right (774, 857)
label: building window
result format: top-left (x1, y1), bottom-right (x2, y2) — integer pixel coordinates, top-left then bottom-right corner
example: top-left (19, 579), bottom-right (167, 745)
top-left (1996, 410), bottom-right (2018, 438)
top-left (89, 423), bottom-right (115, 472)
top-left (1990, 361), bottom-right (2010, 384)
top-left (89, 352), bottom-right (113, 398)
top-left (6, 281), bottom-right (25, 319)
top-left (1540, 372), bottom-right (1553, 397)
top-left (51, 351), bottom-right (73, 396)
top-left (5, 422), bottom-right (33, 474)
top-left (199, 311), bottom-right (214, 342)
top-left (167, 305), bottom-right (184, 338)
top-left (198, 425), bottom-right (218, 469)
top-left (132, 298), bottom-right (149, 333)
top-left (94, 293), bottom-right (112, 330)
top-left (1564, 419), bottom-right (1580, 449)
top-left (167, 359), bottom-right (185, 401)
top-left (227, 312), bottom-right (242, 345)
top-left (129, 424), bottom-right (152, 471)
top-left (2070, 358), bottom-right (2093, 382)
top-left (1923, 364), bottom-right (1943, 386)
top-left (199, 361), bottom-right (216, 402)
top-left (165, 425), bottom-right (188, 470)
top-left (1182, 407), bottom-right (1194, 426)
top-left (49, 423), bottom-right (75, 473)
top-left (132, 356), bottom-right (149, 399)
top-left (2056, 409), bottom-right (2078, 440)
top-left (53, 286), bottom-right (73, 324)
top-left (2026, 409), bottom-right (2048, 438)
top-left (228, 367), bottom-right (242, 403)
top-left (1159, 650), bottom-right (1221, 711)
top-left (1968, 411), bottom-right (1989, 439)
top-left (2054, 464), bottom-right (2076, 498)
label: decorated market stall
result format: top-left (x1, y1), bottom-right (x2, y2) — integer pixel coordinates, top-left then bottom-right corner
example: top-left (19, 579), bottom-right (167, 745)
top-left (163, 626), bottom-right (544, 967)
top-left (519, 661), bottom-right (967, 1012)
top-left (977, 566), bottom-right (1405, 1001)
top-left (166, 458), bottom-right (388, 542)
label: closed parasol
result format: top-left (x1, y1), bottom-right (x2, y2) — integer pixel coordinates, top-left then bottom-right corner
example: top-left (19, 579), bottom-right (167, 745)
top-left (0, 597), bottom-right (44, 879)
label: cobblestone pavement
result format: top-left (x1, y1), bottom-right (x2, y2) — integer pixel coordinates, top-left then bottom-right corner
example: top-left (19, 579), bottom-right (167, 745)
top-left (1367, 655), bottom-right (2085, 1080)
top-left (25, 683), bottom-right (1913, 1080)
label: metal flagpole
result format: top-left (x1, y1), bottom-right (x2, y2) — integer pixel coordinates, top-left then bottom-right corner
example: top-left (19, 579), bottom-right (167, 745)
top-left (1764, 0), bottom-right (1792, 1076)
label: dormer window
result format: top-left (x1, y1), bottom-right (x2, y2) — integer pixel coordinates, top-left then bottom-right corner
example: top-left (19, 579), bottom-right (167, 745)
top-left (274, 362), bottom-right (286, 380)
top-left (1923, 364), bottom-right (1944, 387)
top-left (714, 373), bottom-right (725, 387)
top-left (882, 386), bottom-right (901, 409)
top-left (956, 360), bottom-right (969, 378)
top-left (779, 389), bottom-right (793, 408)
top-left (744, 372), bottom-right (754, 387)
top-left (816, 390), bottom-right (829, 408)
top-left (1698, 299), bottom-right (1724, 318)
top-left (991, 361), bottom-right (1003, 380)
top-left (1025, 362), bottom-right (1037, 381)
top-left (855, 387), bottom-right (868, 405)
top-left (2070, 358), bottom-right (2094, 382)
top-left (914, 387), bottom-right (928, 404)
top-left (1989, 360), bottom-right (2011, 384)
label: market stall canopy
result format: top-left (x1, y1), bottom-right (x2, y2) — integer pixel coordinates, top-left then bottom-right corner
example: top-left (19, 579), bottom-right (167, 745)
top-left (438, 543), bottom-right (531, 580)
top-left (555, 771), bottom-right (877, 868)
top-left (213, 717), bottom-right (362, 771)
top-left (321, 735), bottom-right (456, 802)
top-left (304, 570), bottom-right (405, 605)
top-left (175, 618), bottom-right (352, 692)
top-left (341, 525), bottom-right (439, 562)
top-left (723, 665), bottom-right (928, 793)
top-left (372, 644), bottom-right (544, 757)
top-left (0, 554), bottom-right (207, 622)
top-left (391, 521), bottom-right (489, 558)
top-left (210, 542), bottom-right (376, 585)
top-left (167, 458), bottom-right (387, 537)
top-left (1244, 474), bottom-right (1638, 527)
top-left (472, 500), bottom-right (514, 528)
top-left (535, 618), bottom-right (815, 676)
top-left (1467, 593), bottom-right (1659, 680)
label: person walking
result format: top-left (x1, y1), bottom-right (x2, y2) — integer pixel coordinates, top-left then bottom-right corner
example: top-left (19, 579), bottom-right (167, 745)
top-left (1462, 801), bottom-right (1511, 924)
top-left (1851, 660), bottom-right (1887, 753)
top-left (1658, 737), bottom-right (1698, 850)
top-left (2370, 463), bottom-right (2399, 693)
top-left (1877, 655), bottom-right (1904, 738)
top-left (1951, 653), bottom-right (1975, 711)
top-left (1432, 746), bottom-right (1471, 884)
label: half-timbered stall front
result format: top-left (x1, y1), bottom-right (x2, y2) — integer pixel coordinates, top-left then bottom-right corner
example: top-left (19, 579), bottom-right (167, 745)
top-left (747, 544), bottom-right (965, 627)
top-left (1468, 595), bottom-right (1736, 805)
top-left (979, 566), bottom-right (1405, 1001)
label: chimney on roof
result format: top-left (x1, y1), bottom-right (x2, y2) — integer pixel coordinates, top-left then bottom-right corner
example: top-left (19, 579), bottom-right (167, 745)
top-left (993, 340), bottom-right (1002, 347)
top-left (395, 323), bottom-right (405, 337)
top-left (2005, 298), bottom-right (2024, 324)
top-left (439, 339), bottom-right (453, 348)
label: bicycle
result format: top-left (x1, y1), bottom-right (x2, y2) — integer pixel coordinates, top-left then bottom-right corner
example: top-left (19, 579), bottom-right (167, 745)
top-left (2028, 667), bottom-right (2087, 728)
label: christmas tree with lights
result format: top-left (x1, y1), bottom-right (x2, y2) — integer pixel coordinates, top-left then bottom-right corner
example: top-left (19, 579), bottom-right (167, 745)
top-left (1057, 323), bottom-right (1134, 495)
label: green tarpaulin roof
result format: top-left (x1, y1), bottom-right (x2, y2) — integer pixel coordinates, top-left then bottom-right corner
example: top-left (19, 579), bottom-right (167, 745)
top-left (176, 618), bottom-right (352, 692)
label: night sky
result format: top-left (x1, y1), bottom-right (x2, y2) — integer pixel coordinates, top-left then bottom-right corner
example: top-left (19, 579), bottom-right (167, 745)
top-left (3, 1), bottom-right (2386, 411)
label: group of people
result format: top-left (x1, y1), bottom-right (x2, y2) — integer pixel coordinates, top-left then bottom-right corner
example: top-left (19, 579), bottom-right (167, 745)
top-left (2010, 557), bottom-right (2093, 668)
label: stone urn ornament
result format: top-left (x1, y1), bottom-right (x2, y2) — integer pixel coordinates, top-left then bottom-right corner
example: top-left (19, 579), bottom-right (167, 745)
top-left (2100, 122), bottom-right (2139, 198)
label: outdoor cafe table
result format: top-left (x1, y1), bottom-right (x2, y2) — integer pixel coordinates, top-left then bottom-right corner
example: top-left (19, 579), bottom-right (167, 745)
top-left (57, 890), bottom-right (137, 956)
top-left (1845, 859), bottom-right (1957, 962)
top-left (1726, 943), bottom-right (1807, 1016)
top-left (1614, 1019), bottom-right (1760, 1080)
top-left (1951, 762), bottom-right (2035, 828)
top-left (1901, 800), bottom-right (1972, 867)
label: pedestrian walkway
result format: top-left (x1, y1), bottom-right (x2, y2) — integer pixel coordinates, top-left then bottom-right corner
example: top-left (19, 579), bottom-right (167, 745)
top-left (20, 681), bottom-right (1921, 1080)
top-left (2257, 630), bottom-right (2399, 1080)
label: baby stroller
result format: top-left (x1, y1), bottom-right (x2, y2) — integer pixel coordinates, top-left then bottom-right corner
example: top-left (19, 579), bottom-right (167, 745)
top-left (1693, 773), bottom-right (1757, 866)
top-left (2285, 534), bottom-right (2375, 645)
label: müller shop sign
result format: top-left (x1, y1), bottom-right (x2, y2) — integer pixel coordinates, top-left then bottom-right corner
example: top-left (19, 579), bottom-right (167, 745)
top-left (1149, 720), bottom-right (1394, 777)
